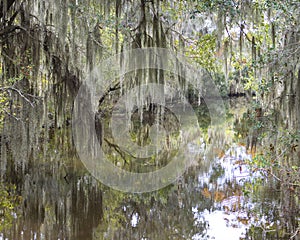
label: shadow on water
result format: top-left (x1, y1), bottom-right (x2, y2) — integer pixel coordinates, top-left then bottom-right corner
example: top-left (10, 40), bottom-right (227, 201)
top-left (0, 98), bottom-right (299, 240)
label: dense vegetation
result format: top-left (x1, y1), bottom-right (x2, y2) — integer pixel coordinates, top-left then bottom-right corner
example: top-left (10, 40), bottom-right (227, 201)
top-left (0, 0), bottom-right (299, 239)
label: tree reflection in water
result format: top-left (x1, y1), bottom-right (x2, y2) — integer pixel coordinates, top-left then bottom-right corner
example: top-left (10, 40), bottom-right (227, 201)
top-left (0, 99), bottom-right (298, 240)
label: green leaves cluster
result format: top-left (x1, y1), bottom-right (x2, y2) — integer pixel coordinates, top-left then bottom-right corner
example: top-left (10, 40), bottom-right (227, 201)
top-left (0, 183), bottom-right (21, 232)
top-left (186, 34), bottom-right (220, 72)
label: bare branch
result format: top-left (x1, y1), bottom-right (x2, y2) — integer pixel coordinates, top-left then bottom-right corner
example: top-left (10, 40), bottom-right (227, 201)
top-left (0, 86), bottom-right (38, 107)
top-left (3, 108), bottom-right (21, 121)
top-left (290, 227), bottom-right (300, 239)
top-left (104, 137), bottom-right (137, 161)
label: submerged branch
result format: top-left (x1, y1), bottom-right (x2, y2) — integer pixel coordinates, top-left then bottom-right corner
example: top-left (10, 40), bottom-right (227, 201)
top-left (255, 166), bottom-right (300, 188)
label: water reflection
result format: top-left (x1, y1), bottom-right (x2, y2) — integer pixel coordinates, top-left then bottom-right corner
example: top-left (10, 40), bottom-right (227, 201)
top-left (0, 99), bottom-right (298, 239)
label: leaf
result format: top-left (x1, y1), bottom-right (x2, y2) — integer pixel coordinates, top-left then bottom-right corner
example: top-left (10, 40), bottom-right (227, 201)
top-left (201, 187), bottom-right (211, 199)
top-left (214, 191), bottom-right (226, 202)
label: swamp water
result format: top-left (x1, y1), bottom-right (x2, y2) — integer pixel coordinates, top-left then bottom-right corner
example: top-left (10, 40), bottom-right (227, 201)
top-left (0, 98), bottom-right (298, 240)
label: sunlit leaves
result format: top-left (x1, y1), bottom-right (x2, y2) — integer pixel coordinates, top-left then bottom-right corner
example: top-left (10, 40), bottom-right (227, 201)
top-left (183, 33), bottom-right (220, 72)
top-left (0, 184), bottom-right (21, 232)
top-left (0, 90), bottom-right (9, 129)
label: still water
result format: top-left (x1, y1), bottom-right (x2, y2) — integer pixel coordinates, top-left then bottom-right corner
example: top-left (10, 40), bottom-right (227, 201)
top-left (0, 99), bottom-right (297, 239)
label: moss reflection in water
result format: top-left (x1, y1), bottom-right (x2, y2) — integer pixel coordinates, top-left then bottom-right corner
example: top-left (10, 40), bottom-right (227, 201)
top-left (0, 98), bottom-right (298, 239)
top-left (100, 104), bottom-right (183, 173)
top-left (93, 184), bottom-right (209, 240)
top-left (233, 101), bottom-right (300, 239)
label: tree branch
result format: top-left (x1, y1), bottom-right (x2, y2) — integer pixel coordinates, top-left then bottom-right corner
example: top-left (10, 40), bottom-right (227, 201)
top-left (0, 0), bottom-right (16, 19)
top-left (3, 108), bottom-right (21, 121)
top-left (98, 82), bottom-right (121, 106)
top-left (0, 86), bottom-right (38, 107)
top-left (104, 137), bottom-right (139, 161)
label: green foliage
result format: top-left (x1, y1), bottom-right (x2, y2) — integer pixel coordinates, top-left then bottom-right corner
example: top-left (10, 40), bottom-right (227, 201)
top-left (193, 104), bottom-right (211, 132)
top-left (0, 91), bottom-right (9, 127)
top-left (0, 183), bottom-right (21, 232)
top-left (93, 185), bottom-right (173, 238)
top-left (182, 33), bottom-right (220, 72)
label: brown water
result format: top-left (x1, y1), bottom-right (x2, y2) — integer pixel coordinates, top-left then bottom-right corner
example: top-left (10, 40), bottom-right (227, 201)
top-left (0, 99), bottom-right (298, 240)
